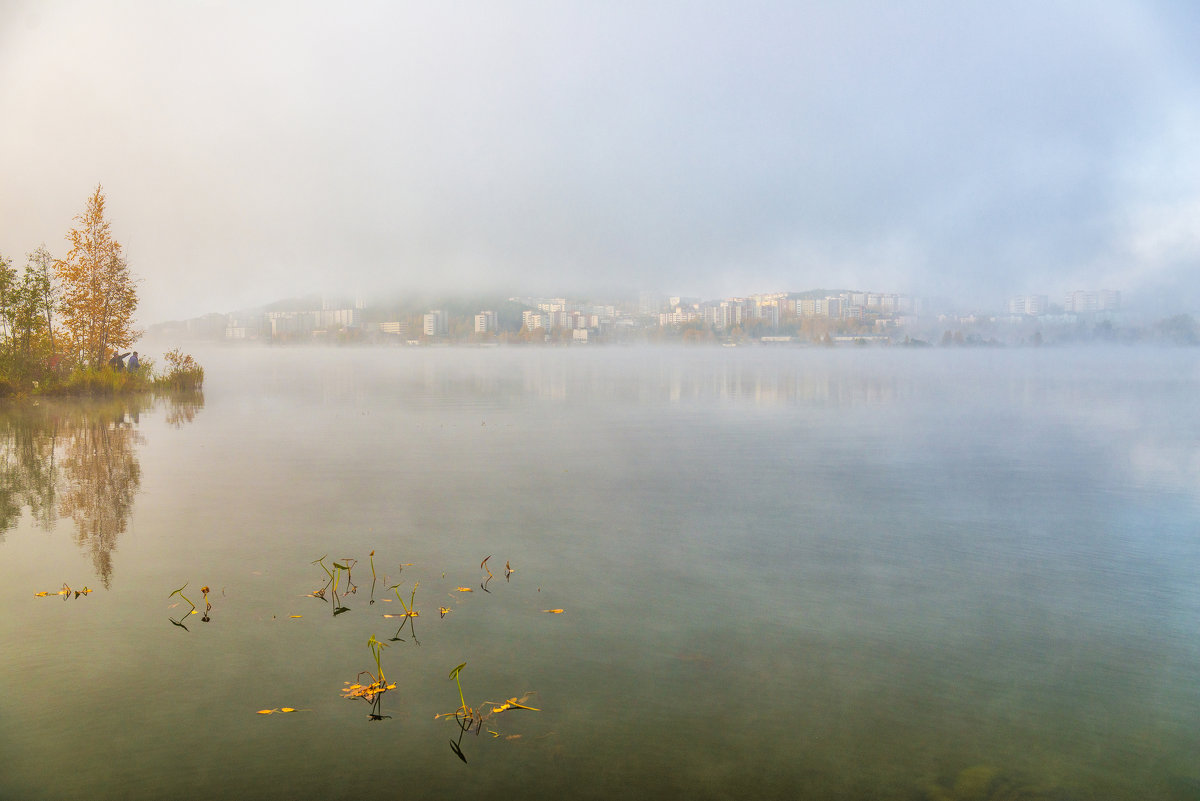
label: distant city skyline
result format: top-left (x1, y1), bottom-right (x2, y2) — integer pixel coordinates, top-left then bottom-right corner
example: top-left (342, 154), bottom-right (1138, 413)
top-left (150, 282), bottom-right (1148, 350)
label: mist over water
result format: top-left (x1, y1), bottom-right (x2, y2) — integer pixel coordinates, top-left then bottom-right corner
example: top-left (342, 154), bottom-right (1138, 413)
top-left (2, 345), bottom-right (1199, 800)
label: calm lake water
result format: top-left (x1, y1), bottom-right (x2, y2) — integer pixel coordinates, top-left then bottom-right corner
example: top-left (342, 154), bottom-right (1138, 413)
top-left (2, 345), bottom-right (1199, 800)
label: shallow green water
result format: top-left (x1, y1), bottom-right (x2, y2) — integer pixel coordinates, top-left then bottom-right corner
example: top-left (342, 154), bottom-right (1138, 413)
top-left (2, 346), bottom-right (1199, 800)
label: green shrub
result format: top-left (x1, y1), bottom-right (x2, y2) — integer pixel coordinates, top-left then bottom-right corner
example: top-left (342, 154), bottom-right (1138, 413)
top-left (153, 348), bottom-right (205, 391)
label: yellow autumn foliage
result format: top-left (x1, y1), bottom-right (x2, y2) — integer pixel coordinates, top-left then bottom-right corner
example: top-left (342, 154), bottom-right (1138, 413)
top-left (55, 185), bottom-right (141, 369)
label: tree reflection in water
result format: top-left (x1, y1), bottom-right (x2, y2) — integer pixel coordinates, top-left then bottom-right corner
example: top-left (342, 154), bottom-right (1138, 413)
top-left (0, 392), bottom-right (203, 586)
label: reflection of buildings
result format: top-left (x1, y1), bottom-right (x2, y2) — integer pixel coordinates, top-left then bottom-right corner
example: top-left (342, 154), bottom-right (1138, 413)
top-left (0, 394), bottom-right (203, 586)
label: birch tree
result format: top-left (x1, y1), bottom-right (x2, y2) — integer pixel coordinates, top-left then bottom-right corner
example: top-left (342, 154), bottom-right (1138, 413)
top-left (0, 252), bottom-right (14, 352)
top-left (26, 245), bottom-right (57, 353)
top-left (56, 185), bottom-right (141, 368)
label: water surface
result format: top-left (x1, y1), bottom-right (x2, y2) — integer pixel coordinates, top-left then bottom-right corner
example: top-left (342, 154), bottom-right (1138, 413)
top-left (2, 346), bottom-right (1199, 800)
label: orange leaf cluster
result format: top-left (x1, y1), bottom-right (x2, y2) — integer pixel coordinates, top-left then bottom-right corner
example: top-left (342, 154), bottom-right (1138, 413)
top-left (341, 679), bottom-right (395, 702)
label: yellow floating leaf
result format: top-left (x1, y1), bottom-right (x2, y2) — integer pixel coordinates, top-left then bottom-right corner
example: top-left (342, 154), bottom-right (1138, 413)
top-left (34, 591), bottom-right (49, 597)
top-left (507, 698), bottom-right (540, 711)
top-left (543, 609), bottom-right (564, 614)
top-left (189, 609), bottom-right (198, 614)
top-left (280, 708), bottom-right (295, 713)
top-left (456, 587), bottom-right (473, 592)
top-left (256, 709), bottom-right (274, 715)
top-left (289, 615), bottom-right (302, 618)
top-left (439, 607), bottom-right (451, 617)
top-left (492, 697), bottom-right (540, 713)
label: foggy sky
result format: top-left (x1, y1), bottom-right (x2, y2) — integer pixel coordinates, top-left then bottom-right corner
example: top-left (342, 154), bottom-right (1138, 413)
top-left (2, 1), bottom-right (1199, 323)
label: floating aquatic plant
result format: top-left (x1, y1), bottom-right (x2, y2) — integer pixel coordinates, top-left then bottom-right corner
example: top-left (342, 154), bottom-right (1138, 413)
top-left (311, 555), bottom-right (352, 615)
top-left (368, 550), bottom-right (377, 604)
top-left (333, 558), bottom-right (358, 595)
top-left (436, 662), bottom-right (540, 761)
top-left (34, 583), bottom-right (91, 599)
top-left (342, 634), bottom-right (396, 720)
top-left (385, 581), bottom-right (420, 642)
top-left (450, 662), bottom-right (469, 717)
top-left (485, 696), bottom-right (540, 714)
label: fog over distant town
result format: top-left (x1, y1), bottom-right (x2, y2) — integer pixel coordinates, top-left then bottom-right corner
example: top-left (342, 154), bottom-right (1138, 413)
top-left (3, 1), bottom-right (1200, 323)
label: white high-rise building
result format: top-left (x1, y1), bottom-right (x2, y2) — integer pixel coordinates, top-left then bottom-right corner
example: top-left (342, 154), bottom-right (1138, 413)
top-left (474, 311), bottom-right (498, 333)
top-left (423, 310), bottom-right (448, 336)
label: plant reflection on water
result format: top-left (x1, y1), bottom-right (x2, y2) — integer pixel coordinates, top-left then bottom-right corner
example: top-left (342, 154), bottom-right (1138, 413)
top-left (0, 393), bottom-right (204, 586)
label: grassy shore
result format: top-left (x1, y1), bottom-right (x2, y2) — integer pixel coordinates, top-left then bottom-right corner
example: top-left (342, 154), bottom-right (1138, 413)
top-left (0, 349), bottom-right (204, 399)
